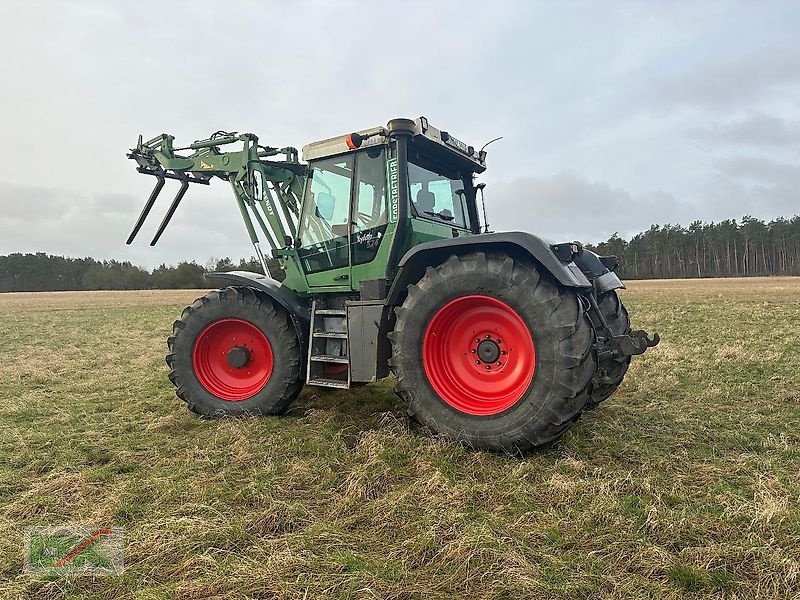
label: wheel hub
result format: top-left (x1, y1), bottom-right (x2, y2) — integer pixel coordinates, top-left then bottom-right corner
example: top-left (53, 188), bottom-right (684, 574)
top-left (227, 346), bottom-right (251, 369)
top-left (422, 295), bottom-right (536, 416)
top-left (192, 318), bottom-right (274, 401)
top-left (476, 338), bottom-right (501, 364)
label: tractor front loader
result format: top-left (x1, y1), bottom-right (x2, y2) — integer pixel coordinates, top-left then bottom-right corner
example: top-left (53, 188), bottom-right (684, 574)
top-left (126, 117), bottom-right (658, 453)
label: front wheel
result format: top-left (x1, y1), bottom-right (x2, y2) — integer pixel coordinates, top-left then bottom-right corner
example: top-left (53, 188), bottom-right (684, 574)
top-left (390, 252), bottom-right (596, 453)
top-left (166, 287), bottom-right (304, 417)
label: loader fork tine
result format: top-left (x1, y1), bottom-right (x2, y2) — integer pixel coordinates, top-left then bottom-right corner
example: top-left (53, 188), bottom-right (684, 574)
top-left (126, 175), bottom-right (165, 245)
top-left (150, 178), bottom-right (190, 246)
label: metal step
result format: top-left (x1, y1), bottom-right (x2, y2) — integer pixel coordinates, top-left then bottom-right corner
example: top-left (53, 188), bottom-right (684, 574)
top-left (309, 354), bottom-right (349, 364)
top-left (312, 331), bottom-right (347, 339)
top-left (307, 377), bottom-right (350, 389)
top-left (307, 299), bottom-right (351, 389)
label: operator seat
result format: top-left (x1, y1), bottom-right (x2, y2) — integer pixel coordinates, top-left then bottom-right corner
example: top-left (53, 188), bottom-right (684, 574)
top-left (415, 188), bottom-right (435, 215)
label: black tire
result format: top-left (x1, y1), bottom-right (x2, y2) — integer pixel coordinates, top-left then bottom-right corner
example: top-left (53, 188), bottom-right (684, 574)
top-left (587, 290), bottom-right (631, 407)
top-left (166, 286), bottom-right (304, 417)
top-left (389, 252), bottom-right (596, 453)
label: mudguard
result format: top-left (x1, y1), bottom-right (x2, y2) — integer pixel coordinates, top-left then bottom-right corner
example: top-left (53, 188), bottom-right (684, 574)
top-left (573, 250), bottom-right (625, 294)
top-left (204, 271), bottom-right (310, 343)
top-left (387, 232), bottom-right (595, 306)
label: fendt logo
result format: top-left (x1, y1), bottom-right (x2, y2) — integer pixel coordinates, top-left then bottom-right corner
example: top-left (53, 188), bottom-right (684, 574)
top-left (388, 158), bottom-right (399, 222)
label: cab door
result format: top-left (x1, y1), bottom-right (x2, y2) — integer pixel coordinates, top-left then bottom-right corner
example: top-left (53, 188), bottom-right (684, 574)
top-left (349, 146), bottom-right (391, 289)
top-left (295, 154), bottom-right (354, 290)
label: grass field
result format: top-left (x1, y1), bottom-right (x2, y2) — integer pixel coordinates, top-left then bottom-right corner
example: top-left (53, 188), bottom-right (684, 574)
top-left (0, 279), bottom-right (798, 599)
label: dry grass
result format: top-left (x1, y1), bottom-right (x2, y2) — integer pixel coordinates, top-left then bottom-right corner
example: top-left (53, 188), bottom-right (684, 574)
top-left (0, 279), bottom-right (798, 599)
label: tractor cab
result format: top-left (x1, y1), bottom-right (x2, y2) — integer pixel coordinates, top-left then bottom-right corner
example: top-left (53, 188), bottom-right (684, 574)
top-left (292, 117), bottom-right (487, 294)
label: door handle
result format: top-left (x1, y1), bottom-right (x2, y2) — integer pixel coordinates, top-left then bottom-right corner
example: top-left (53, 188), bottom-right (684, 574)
top-left (334, 274), bottom-right (349, 281)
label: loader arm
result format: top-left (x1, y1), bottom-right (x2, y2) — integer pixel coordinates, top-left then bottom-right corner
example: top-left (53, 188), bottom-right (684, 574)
top-left (126, 131), bottom-right (307, 277)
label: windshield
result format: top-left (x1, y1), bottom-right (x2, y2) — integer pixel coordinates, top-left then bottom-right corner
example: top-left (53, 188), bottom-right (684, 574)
top-left (408, 160), bottom-right (471, 229)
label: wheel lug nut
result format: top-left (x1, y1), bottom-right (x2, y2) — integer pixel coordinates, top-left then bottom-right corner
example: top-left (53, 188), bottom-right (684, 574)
top-left (475, 338), bottom-right (480, 344)
top-left (496, 362), bottom-right (502, 366)
top-left (486, 365), bottom-right (491, 370)
top-left (485, 334), bottom-right (491, 339)
top-left (496, 339), bottom-right (502, 344)
top-left (471, 349), bottom-right (476, 353)
top-left (475, 360), bottom-right (480, 365)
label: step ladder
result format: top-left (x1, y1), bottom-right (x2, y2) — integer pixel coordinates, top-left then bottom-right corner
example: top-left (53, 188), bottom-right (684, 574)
top-left (307, 300), bottom-right (351, 389)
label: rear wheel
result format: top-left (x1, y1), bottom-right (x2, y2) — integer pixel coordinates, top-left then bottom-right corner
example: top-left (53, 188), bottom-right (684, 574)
top-left (166, 286), bottom-right (304, 417)
top-left (588, 290), bottom-right (631, 407)
top-left (390, 252), bottom-right (596, 453)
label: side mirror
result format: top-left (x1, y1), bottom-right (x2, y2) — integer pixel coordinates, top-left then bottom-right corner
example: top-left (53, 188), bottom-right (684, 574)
top-left (316, 192), bottom-right (336, 221)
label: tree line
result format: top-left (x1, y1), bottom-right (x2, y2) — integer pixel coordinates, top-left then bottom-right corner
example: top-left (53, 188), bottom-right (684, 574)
top-left (2, 215), bottom-right (799, 291)
top-left (0, 254), bottom-right (262, 292)
top-left (587, 215), bottom-right (800, 279)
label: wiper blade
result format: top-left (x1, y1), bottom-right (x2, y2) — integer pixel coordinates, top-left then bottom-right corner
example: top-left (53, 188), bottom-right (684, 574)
top-left (424, 210), bottom-right (455, 221)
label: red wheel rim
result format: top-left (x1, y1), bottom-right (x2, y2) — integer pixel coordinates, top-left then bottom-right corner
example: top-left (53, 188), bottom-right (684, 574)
top-left (422, 295), bottom-right (535, 416)
top-left (192, 318), bottom-right (274, 401)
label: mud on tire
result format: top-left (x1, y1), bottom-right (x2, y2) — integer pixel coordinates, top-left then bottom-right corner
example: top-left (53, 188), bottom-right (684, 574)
top-left (166, 286), bottom-right (304, 417)
top-left (389, 251), bottom-right (596, 453)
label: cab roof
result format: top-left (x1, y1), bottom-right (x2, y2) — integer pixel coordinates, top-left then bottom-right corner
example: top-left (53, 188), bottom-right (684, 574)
top-left (302, 117), bottom-right (487, 174)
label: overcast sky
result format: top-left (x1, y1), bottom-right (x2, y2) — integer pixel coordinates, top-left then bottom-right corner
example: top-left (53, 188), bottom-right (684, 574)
top-left (0, 1), bottom-right (798, 267)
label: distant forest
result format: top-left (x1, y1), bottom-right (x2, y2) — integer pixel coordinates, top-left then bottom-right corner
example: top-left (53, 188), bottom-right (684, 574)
top-left (0, 255), bottom-right (262, 292)
top-left (587, 216), bottom-right (800, 279)
top-left (1, 216), bottom-right (798, 292)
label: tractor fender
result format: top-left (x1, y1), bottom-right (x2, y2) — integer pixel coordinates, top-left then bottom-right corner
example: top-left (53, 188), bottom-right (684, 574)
top-left (204, 271), bottom-right (310, 343)
top-left (572, 250), bottom-right (625, 294)
top-left (386, 232), bottom-right (592, 306)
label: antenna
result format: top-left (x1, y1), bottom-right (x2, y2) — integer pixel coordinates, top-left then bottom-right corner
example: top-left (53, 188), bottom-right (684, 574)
top-left (479, 136), bottom-right (504, 153)
top-left (478, 136), bottom-right (503, 162)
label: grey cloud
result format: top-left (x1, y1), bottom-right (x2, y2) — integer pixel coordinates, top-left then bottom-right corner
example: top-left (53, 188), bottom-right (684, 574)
top-left (0, 179), bottom-right (252, 267)
top-left (487, 173), bottom-right (694, 245)
top-left (489, 168), bottom-right (798, 248)
top-left (1, 1), bottom-right (800, 265)
top-left (689, 113), bottom-right (800, 147)
top-left (715, 156), bottom-right (800, 186)
top-left (0, 181), bottom-right (76, 221)
top-left (699, 174), bottom-right (799, 223)
top-left (705, 156), bottom-right (800, 220)
top-left (652, 46), bottom-right (800, 111)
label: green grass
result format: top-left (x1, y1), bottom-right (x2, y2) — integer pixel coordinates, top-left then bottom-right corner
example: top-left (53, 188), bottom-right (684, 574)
top-left (0, 280), bottom-right (798, 599)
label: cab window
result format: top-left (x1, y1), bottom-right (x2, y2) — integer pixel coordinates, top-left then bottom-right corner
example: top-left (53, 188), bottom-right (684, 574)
top-left (408, 160), bottom-right (470, 229)
top-left (352, 147), bottom-right (388, 265)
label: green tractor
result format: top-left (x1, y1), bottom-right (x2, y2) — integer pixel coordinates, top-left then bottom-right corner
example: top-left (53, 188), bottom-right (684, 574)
top-left (127, 117), bottom-right (658, 452)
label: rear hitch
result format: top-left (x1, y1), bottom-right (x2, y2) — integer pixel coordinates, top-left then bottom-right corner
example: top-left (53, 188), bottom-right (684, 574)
top-left (585, 290), bottom-right (660, 360)
top-left (595, 329), bottom-right (660, 361)
top-left (610, 330), bottom-right (660, 357)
